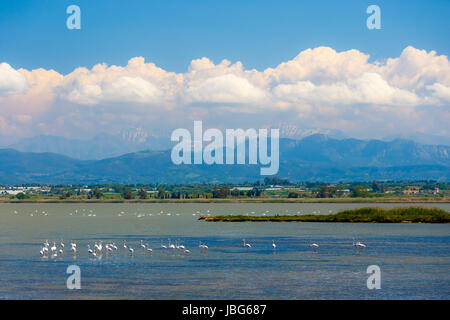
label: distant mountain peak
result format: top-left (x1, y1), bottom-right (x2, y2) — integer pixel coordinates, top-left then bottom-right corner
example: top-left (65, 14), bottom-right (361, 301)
top-left (119, 127), bottom-right (149, 143)
top-left (264, 123), bottom-right (347, 140)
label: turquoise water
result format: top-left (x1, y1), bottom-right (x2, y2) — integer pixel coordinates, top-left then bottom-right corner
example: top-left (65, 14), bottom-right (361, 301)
top-left (0, 203), bottom-right (449, 299)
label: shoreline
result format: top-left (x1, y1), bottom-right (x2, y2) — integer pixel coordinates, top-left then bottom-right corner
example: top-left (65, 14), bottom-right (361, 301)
top-left (0, 197), bottom-right (449, 204)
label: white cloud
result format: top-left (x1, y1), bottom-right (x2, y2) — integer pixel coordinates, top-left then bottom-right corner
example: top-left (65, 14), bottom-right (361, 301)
top-left (0, 46), bottom-right (448, 141)
top-left (426, 83), bottom-right (450, 104)
top-left (378, 46), bottom-right (450, 90)
top-left (274, 72), bottom-right (419, 106)
top-left (67, 84), bottom-right (103, 105)
top-left (66, 76), bottom-right (162, 105)
top-left (264, 47), bottom-right (371, 84)
top-left (0, 63), bottom-right (29, 96)
top-left (184, 74), bottom-right (267, 105)
top-left (60, 58), bottom-right (173, 105)
top-left (105, 76), bottom-right (162, 103)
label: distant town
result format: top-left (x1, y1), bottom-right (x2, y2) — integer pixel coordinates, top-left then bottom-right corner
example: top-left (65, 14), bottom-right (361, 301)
top-left (0, 178), bottom-right (447, 202)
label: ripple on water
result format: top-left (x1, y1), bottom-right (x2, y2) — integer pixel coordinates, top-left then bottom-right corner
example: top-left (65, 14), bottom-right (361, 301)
top-left (0, 203), bottom-right (449, 299)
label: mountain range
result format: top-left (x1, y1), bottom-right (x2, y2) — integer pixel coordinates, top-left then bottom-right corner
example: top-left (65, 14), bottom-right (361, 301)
top-left (6, 130), bottom-right (170, 160)
top-left (4, 125), bottom-right (450, 161)
top-left (0, 134), bottom-right (449, 184)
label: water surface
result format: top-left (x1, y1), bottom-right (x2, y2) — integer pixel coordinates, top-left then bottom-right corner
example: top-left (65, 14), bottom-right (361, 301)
top-left (0, 203), bottom-right (449, 299)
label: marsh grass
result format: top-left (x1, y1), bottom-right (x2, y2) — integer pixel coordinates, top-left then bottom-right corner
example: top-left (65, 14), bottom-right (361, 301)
top-left (199, 206), bottom-right (450, 223)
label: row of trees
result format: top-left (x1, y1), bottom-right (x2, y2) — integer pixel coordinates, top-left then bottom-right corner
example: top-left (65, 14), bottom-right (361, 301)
top-left (214, 187), bottom-right (262, 198)
top-left (7, 180), bottom-right (444, 200)
top-left (116, 186), bottom-right (264, 200)
top-left (287, 184), bottom-right (382, 199)
top-left (263, 177), bottom-right (292, 185)
top-left (316, 183), bottom-right (384, 198)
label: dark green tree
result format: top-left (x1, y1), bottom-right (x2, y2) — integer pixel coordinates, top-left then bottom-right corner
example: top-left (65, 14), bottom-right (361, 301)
top-left (288, 191), bottom-right (299, 198)
top-left (318, 185), bottom-right (331, 198)
top-left (91, 187), bottom-right (103, 199)
top-left (231, 189), bottom-right (240, 197)
top-left (264, 177), bottom-right (291, 186)
top-left (138, 188), bottom-right (147, 199)
top-left (15, 192), bottom-right (27, 200)
top-left (372, 182), bottom-right (385, 193)
top-left (158, 188), bottom-right (166, 199)
top-left (351, 185), bottom-right (368, 198)
top-left (212, 186), bottom-right (231, 198)
top-left (122, 188), bottom-right (133, 199)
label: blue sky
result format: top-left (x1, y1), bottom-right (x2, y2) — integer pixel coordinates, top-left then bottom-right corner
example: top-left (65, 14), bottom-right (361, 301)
top-left (1, 0), bottom-right (449, 73)
top-left (0, 0), bottom-right (449, 144)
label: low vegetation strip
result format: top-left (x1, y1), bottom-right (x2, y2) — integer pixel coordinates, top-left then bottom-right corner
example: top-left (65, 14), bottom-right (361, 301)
top-left (198, 207), bottom-right (450, 223)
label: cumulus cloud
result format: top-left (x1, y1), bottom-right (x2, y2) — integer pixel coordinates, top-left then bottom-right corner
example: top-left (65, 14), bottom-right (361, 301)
top-left (264, 47), bottom-right (371, 84)
top-left (60, 57), bottom-right (175, 105)
top-left (426, 83), bottom-right (450, 104)
top-left (66, 76), bottom-right (162, 105)
top-left (0, 63), bottom-right (29, 96)
top-left (0, 46), bottom-right (448, 141)
top-left (66, 83), bottom-right (102, 105)
top-left (184, 73), bottom-right (267, 105)
top-left (378, 46), bottom-right (450, 90)
top-left (274, 72), bottom-right (419, 106)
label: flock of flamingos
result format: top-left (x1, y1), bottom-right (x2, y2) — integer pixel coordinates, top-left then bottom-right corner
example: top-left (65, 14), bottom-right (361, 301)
top-left (30, 207), bottom-right (368, 259)
top-left (39, 237), bottom-right (367, 259)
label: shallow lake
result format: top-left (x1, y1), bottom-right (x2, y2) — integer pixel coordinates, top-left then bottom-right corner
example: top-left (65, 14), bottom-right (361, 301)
top-left (0, 203), bottom-right (449, 299)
